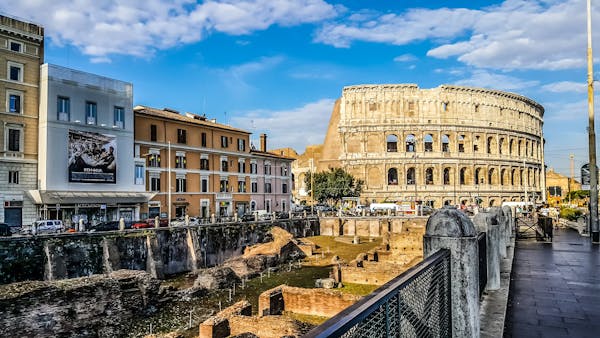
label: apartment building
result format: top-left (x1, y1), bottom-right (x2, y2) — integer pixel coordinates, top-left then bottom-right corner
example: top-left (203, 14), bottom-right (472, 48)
top-left (31, 64), bottom-right (151, 226)
top-left (134, 107), bottom-right (294, 219)
top-left (0, 15), bottom-right (44, 226)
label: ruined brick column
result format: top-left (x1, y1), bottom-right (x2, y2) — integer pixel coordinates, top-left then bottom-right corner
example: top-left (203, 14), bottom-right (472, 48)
top-left (502, 205), bottom-right (514, 241)
top-left (423, 206), bottom-right (479, 338)
top-left (473, 212), bottom-right (500, 290)
top-left (490, 207), bottom-right (507, 258)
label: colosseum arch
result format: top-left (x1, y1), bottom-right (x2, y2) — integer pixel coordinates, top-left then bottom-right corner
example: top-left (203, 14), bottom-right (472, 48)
top-left (406, 167), bottom-right (416, 185)
top-left (387, 134), bottom-right (399, 152)
top-left (387, 168), bottom-right (398, 185)
top-left (425, 167), bottom-right (434, 185)
top-left (441, 134), bottom-right (450, 152)
top-left (424, 134), bottom-right (434, 152)
top-left (405, 134), bottom-right (416, 152)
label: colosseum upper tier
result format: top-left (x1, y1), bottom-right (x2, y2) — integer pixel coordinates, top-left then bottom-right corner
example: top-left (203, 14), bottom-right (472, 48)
top-left (294, 84), bottom-right (545, 208)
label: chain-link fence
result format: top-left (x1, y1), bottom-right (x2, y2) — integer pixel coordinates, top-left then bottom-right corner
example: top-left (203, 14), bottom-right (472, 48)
top-left (306, 249), bottom-right (452, 338)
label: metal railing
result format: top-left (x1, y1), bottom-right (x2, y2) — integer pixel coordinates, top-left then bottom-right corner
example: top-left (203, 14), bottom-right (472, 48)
top-left (305, 249), bottom-right (451, 338)
top-left (477, 232), bottom-right (487, 297)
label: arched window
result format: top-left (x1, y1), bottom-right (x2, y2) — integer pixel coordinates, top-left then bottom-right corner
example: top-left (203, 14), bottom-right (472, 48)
top-left (442, 134), bottom-right (450, 152)
top-left (475, 168), bottom-right (483, 185)
top-left (425, 167), bottom-right (434, 185)
top-left (460, 168), bottom-right (466, 185)
top-left (407, 167), bottom-right (416, 185)
top-left (509, 139), bottom-right (514, 155)
top-left (487, 136), bottom-right (493, 154)
top-left (424, 134), bottom-right (433, 152)
top-left (499, 138), bottom-right (504, 154)
top-left (511, 169), bottom-right (516, 185)
top-left (501, 169), bottom-right (506, 186)
top-left (488, 168), bottom-right (495, 185)
top-left (458, 134), bottom-right (465, 153)
top-left (406, 134), bottom-right (416, 152)
top-left (474, 136), bottom-right (480, 152)
top-left (387, 168), bottom-right (398, 185)
top-left (250, 201), bottom-right (256, 211)
top-left (443, 167), bottom-right (451, 185)
top-left (489, 199), bottom-right (496, 207)
top-left (386, 134), bottom-right (398, 152)
top-left (520, 169), bottom-right (524, 186)
top-left (518, 140), bottom-right (522, 156)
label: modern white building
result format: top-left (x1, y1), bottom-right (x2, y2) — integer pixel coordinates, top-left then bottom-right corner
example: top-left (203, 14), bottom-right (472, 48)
top-left (29, 64), bottom-right (152, 226)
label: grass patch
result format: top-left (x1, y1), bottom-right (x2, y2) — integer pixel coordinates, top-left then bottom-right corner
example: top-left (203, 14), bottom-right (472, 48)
top-left (285, 311), bottom-right (329, 326)
top-left (338, 282), bottom-right (380, 296)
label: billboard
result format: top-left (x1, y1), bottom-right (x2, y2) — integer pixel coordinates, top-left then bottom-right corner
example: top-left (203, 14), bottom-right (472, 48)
top-left (68, 129), bottom-right (117, 183)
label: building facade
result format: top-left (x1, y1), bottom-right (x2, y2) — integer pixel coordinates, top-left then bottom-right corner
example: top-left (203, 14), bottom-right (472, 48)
top-left (134, 107), bottom-right (293, 219)
top-left (31, 64), bottom-right (151, 227)
top-left (546, 168), bottom-right (580, 206)
top-left (293, 84), bottom-right (546, 208)
top-left (0, 15), bottom-right (44, 226)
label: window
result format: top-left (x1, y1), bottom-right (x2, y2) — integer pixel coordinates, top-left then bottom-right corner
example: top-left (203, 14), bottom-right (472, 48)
top-left (424, 134), bottom-right (433, 152)
top-left (135, 165), bottom-right (144, 185)
top-left (7, 127), bottom-right (21, 152)
top-left (238, 139), bottom-right (246, 151)
top-left (238, 160), bottom-right (246, 173)
top-left (405, 134), bottom-right (416, 152)
top-left (487, 137), bottom-right (493, 154)
top-left (441, 135), bottom-right (450, 152)
top-left (458, 135), bottom-right (465, 153)
top-left (201, 132), bottom-right (207, 147)
top-left (387, 168), bottom-right (398, 185)
top-left (8, 62), bottom-right (23, 82)
top-left (7, 91), bottom-right (22, 114)
top-left (221, 136), bottom-right (229, 148)
top-left (114, 106), bottom-right (125, 128)
top-left (443, 168), bottom-right (450, 185)
top-left (201, 177), bottom-right (209, 193)
top-left (251, 181), bottom-right (258, 193)
top-left (238, 181), bottom-right (246, 192)
top-left (176, 177), bottom-right (187, 192)
top-left (425, 167), bottom-right (434, 185)
top-left (220, 179), bottom-right (229, 192)
top-left (175, 153), bottom-right (186, 169)
top-left (386, 134), bottom-right (398, 152)
top-left (265, 182), bottom-right (272, 193)
top-left (57, 96), bottom-right (70, 121)
top-left (150, 176), bottom-right (161, 191)
top-left (9, 41), bottom-right (22, 52)
top-left (8, 171), bottom-right (19, 184)
top-left (221, 159), bottom-right (228, 172)
top-left (200, 158), bottom-right (210, 170)
top-left (85, 101), bottom-right (97, 125)
top-left (282, 183), bottom-right (288, 193)
top-left (460, 168), bottom-right (466, 185)
top-left (499, 138), bottom-right (504, 154)
top-left (150, 125), bottom-right (157, 142)
top-left (282, 166), bottom-right (288, 176)
top-left (488, 169), bottom-right (495, 185)
top-left (177, 129), bottom-right (187, 144)
top-left (406, 168), bottom-right (415, 185)
top-left (474, 136), bottom-right (480, 152)
top-left (475, 168), bottom-right (483, 185)
top-left (250, 162), bottom-right (258, 174)
top-left (264, 164), bottom-right (272, 175)
top-left (148, 154), bottom-right (160, 167)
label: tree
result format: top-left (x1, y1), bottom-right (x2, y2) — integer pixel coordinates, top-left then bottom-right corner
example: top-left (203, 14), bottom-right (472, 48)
top-left (304, 167), bottom-right (363, 206)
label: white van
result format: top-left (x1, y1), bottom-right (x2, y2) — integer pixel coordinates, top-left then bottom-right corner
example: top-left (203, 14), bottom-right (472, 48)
top-left (35, 220), bottom-right (64, 233)
top-left (253, 210), bottom-right (272, 221)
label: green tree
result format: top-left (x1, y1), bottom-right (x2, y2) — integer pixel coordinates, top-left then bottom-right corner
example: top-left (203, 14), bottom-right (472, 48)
top-left (566, 190), bottom-right (589, 201)
top-left (305, 167), bottom-right (363, 206)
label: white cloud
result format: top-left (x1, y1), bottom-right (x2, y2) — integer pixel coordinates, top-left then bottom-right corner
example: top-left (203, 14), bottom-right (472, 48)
top-left (214, 55), bottom-right (285, 92)
top-left (2, 0), bottom-right (338, 60)
top-left (454, 70), bottom-right (539, 91)
top-left (541, 81), bottom-right (587, 93)
top-left (393, 54), bottom-right (417, 62)
top-left (316, 0), bottom-right (598, 71)
top-left (230, 98), bottom-right (336, 152)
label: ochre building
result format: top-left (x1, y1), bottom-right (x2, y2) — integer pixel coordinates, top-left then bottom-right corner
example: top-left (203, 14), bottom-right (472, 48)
top-left (294, 84), bottom-right (545, 208)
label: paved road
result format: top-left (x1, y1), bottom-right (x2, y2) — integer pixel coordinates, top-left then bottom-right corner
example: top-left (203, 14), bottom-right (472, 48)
top-left (504, 228), bottom-right (600, 337)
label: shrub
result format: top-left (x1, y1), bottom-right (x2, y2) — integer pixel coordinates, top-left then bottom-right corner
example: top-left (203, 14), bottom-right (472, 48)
top-left (559, 207), bottom-right (583, 221)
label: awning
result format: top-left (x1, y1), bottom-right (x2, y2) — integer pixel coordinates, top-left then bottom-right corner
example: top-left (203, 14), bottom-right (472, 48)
top-left (27, 190), bottom-right (156, 205)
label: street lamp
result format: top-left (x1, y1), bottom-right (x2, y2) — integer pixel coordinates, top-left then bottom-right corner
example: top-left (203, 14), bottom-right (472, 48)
top-left (309, 158), bottom-right (314, 215)
top-left (167, 141), bottom-right (172, 226)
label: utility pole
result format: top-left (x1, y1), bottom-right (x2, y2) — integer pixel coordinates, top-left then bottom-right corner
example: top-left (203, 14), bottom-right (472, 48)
top-left (168, 141), bottom-right (172, 226)
top-left (587, 0), bottom-right (599, 243)
top-left (310, 158), bottom-right (314, 215)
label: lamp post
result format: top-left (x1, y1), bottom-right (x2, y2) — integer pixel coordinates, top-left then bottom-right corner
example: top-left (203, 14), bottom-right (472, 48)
top-left (310, 158), bottom-right (314, 215)
top-left (413, 152), bottom-right (419, 216)
top-left (167, 141), bottom-right (172, 226)
top-left (586, 0), bottom-right (599, 243)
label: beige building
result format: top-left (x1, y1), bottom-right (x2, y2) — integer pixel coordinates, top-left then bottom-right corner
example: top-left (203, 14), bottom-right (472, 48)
top-left (293, 84), bottom-right (546, 208)
top-left (0, 15), bottom-right (44, 226)
top-left (546, 168), bottom-right (580, 206)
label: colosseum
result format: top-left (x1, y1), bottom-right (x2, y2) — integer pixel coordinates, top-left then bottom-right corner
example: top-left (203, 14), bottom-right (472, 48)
top-left (292, 84), bottom-right (545, 209)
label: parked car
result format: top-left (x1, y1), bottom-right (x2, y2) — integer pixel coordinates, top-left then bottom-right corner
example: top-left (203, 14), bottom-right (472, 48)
top-left (7, 224), bottom-right (21, 234)
top-left (146, 218), bottom-right (169, 227)
top-left (35, 220), bottom-right (64, 233)
top-left (0, 223), bottom-right (11, 236)
top-left (91, 221), bottom-right (133, 232)
top-left (241, 213), bottom-right (256, 222)
top-left (132, 221), bottom-right (152, 229)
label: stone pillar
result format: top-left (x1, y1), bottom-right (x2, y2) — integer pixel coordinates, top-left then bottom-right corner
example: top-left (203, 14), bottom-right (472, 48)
top-left (185, 214), bottom-right (190, 226)
top-left (79, 219), bottom-right (85, 232)
top-left (423, 207), bottom-right (479, 338)
top-left (119, 217), bottom-right (125, 231)
top-left (490, 207), bottom-right (507, 258)
top-left (502, 205), bottom-right (514, 241)
top-left (154, 216), bottom-right (160, 229)
top-left (473, 212), bottom-right (500, 290)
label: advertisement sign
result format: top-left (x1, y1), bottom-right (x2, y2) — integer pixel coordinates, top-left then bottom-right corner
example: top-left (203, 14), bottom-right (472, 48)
top-left (68, 129), bottom-right (117, 183)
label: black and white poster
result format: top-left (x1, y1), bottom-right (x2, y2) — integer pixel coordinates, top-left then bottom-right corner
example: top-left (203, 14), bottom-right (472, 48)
top-left (68, 130), bottom-right (117, 183)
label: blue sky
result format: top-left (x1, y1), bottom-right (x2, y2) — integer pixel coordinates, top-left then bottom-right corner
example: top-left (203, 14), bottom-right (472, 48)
top-left (3, 0), bottom-right (599, 178)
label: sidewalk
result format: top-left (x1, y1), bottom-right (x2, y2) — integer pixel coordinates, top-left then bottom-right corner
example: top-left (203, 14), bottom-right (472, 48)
top-left (504, 228), bottom-right (600, 337)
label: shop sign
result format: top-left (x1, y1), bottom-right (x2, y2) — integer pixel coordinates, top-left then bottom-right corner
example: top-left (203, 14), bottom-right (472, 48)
top-left (100, 204), bottom-right (107, 210)
top-left (160, 212), bottom-right (167, 218)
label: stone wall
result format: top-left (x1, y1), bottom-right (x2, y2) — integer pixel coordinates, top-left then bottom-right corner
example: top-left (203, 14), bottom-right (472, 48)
top-left (0, 218), bottom-right (319, 285)
top-left (319, 216), bottom-right (426, 237)
top-left (258, 285), bottom-right (361, 318)
top-left (0, 270), bottom-right (160, 338)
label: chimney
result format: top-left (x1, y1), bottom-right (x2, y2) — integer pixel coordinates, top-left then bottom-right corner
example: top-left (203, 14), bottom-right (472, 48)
top-left (260, 133), bottom-right (267, 152)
